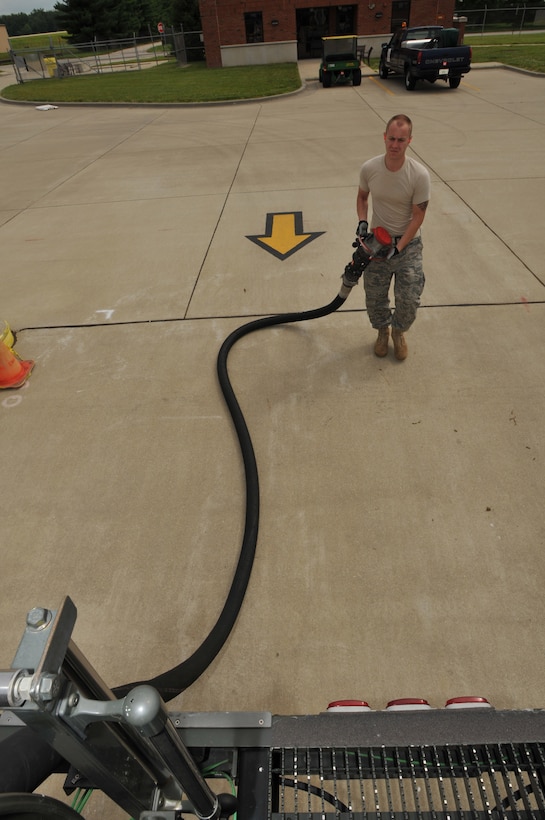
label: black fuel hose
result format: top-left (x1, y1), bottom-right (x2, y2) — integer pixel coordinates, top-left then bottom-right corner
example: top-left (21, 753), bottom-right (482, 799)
top-left (115, 292), bottom-right (347, 700)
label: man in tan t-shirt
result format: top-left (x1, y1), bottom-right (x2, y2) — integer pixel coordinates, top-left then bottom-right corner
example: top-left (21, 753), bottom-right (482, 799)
top-left (357, 114), bottom-right (430, 361)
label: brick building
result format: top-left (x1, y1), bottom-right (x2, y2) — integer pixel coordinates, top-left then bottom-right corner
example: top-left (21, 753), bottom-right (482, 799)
top-left (199, 0), bottom-right (457, 67)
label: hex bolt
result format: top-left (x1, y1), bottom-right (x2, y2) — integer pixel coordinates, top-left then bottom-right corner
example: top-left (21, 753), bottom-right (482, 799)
top-left (38, 674), bottom-right (61, 701)
top-left (26, 607), bottom-right (51, 630)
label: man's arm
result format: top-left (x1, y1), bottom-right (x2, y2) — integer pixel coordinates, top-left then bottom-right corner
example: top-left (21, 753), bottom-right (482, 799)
top-left (357, 187), bottom-right (370, 223)
top-left (397, 200), bottom-right (428, 252)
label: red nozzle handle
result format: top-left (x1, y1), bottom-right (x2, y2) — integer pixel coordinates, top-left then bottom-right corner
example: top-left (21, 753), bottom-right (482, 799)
top-left (373, 227), bottom-right (392, 247)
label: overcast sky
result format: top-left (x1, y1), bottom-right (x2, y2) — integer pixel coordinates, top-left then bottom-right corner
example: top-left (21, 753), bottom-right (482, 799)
top-left (0, 0), bottom-right (57, 14)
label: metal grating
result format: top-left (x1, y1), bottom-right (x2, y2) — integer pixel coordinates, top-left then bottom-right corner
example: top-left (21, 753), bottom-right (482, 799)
top-left (269, 743), bottom-right (545, 818)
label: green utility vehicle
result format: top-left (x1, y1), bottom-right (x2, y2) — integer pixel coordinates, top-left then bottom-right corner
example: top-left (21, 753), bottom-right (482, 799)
top-left (319, 36), bottom-right (362, 87)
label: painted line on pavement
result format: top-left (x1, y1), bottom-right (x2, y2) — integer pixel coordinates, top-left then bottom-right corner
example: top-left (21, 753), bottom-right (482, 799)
top-left (368, 76), bottom-right (396, 95)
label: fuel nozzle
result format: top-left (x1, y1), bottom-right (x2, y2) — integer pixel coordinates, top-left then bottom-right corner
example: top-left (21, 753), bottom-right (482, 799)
top-left (340, 227), bottom-right (393, 298)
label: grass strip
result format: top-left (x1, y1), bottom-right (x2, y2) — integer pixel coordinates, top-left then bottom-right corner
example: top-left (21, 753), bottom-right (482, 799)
top-left (465, 32), bottom-right (545, 45)
top-left (1, 60), bottom-right (302, 103)
top-left (469, 42), bottom-right (545, 72)
top-left (6, 31), bottom-right (69, 50)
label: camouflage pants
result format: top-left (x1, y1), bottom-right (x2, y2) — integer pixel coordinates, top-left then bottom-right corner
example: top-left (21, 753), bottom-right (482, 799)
top-left (363, 237), bottom-right (425, 331)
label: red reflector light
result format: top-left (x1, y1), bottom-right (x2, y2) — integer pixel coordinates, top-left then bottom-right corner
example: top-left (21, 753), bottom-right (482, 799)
top-left (386, 698), bottom-right (431, 710)
top-left (445, 696), bottom-right (492, 708)
top-left (327, 700), bottom-right (372, 711)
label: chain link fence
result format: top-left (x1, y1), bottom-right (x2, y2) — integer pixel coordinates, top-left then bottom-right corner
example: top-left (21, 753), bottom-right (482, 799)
top-left (10, 28), bottom-right (204, 84)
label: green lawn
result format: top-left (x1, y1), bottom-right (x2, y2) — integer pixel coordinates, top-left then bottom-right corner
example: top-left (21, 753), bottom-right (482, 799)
top-left (6, 31), bottom-right (68, 50)
top-left (465, 31), bottom-right (545, 45)
top-left (1, 60), bottom-right (302, 103)
top-left (466, 30), bottom-right (545, 72)
top-left (469, 43), bottom-right (545, 72)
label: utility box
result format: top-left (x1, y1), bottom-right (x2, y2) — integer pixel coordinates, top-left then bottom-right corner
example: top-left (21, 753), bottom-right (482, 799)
top-left (43, 56), bottom-right (57, 77)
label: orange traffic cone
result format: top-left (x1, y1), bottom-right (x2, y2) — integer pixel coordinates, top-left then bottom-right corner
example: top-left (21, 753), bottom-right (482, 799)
top-left (0, 339), bottom-right (34, 389)
top-left (1, 319), bottom-right (15, 349)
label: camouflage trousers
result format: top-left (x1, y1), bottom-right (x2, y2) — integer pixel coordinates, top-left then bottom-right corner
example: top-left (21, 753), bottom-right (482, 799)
top-left (363, 237), bottom-right (425, 332)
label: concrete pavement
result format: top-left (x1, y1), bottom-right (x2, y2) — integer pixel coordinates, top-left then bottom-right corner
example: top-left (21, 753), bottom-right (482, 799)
top-left (1, 60), bottom-right (545, 815)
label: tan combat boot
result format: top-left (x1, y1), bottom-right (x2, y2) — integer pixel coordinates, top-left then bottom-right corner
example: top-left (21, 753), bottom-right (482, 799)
top-left (374, 327), bottom-right (390, 357)
top-left (392, 328), bottom-right (408, 361)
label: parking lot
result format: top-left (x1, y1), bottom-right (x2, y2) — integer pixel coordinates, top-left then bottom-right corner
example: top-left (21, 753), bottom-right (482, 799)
top-left (1, 58), bottom-right (545, 763)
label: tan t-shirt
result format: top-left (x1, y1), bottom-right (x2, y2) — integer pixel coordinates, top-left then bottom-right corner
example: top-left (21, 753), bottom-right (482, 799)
top-left (359, 155), bottom-right (431, 236)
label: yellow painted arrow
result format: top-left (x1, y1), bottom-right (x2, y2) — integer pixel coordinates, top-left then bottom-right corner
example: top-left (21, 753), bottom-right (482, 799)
top-left (247, 212), bottom-right (325, 260)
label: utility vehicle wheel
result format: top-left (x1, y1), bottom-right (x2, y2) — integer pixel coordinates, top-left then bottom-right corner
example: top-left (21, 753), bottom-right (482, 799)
top-left (352, 68), bottom-right (362, 86)
top-left (323, 71), bottom-right (332, 87)
top-left (404, 66), bottom-right (416, 90)
top-left (379, 60), bottom-right (388, 79)
top-left (449, 76), bottom-right (461, 88)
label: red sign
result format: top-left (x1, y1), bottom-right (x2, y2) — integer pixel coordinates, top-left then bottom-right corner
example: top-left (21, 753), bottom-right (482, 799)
top-left (157, 22), bottom-right (164, 33)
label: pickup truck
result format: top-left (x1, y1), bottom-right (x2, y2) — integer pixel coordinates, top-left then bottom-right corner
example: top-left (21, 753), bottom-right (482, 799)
top-left (378, 26), bottom-right (471, 90)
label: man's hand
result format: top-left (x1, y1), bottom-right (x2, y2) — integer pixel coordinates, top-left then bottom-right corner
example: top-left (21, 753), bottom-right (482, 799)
top-left (374, 242), bottom-right (400, 262)
top-left (356, 220), bottom-right (368, 238)
top-left (385, 245), bottom-right (400, 259)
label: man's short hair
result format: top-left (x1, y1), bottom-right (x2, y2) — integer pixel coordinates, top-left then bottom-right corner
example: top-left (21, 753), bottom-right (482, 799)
top-left (385, 114), bottom-right (413, 135)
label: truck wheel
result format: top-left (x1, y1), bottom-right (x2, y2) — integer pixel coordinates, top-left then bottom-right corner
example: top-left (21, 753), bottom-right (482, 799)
top-left (379, 60), bottom-right (388, 79)
top-left (323, 71), bottom-right (332, 88)
top-left (352, 68), bottom-right (362, 86)
top-left (404, 66), bottom-right (417, 91)
top-left (449, 77), bottom-right (461, 89)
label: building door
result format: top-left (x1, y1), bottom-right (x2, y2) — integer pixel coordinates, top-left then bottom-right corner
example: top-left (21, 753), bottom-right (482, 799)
top-left (296, 7), bottom-right (330, 57)
top-left (391, 0), bottom-right (410, 30)
top-left (296, 6), bottom-right (357, 57)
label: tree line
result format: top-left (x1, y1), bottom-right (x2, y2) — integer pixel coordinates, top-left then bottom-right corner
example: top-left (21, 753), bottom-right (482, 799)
top-left (0, 0), bottom-right (201, 42)
top-left (0, 8), bottom-right (60, 36)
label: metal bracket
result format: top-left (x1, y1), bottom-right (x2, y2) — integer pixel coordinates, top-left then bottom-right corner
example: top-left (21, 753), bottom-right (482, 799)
top-left (0, 599), bottom-right (234, 819)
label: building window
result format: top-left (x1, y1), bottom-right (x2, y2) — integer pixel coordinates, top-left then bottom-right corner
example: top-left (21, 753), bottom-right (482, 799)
top-left (336, 5), bottom-right (356, 34)
top-left (245, 12), bottom-right (264, 43)
top-left (391, 0), bottom-right (411, 31)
